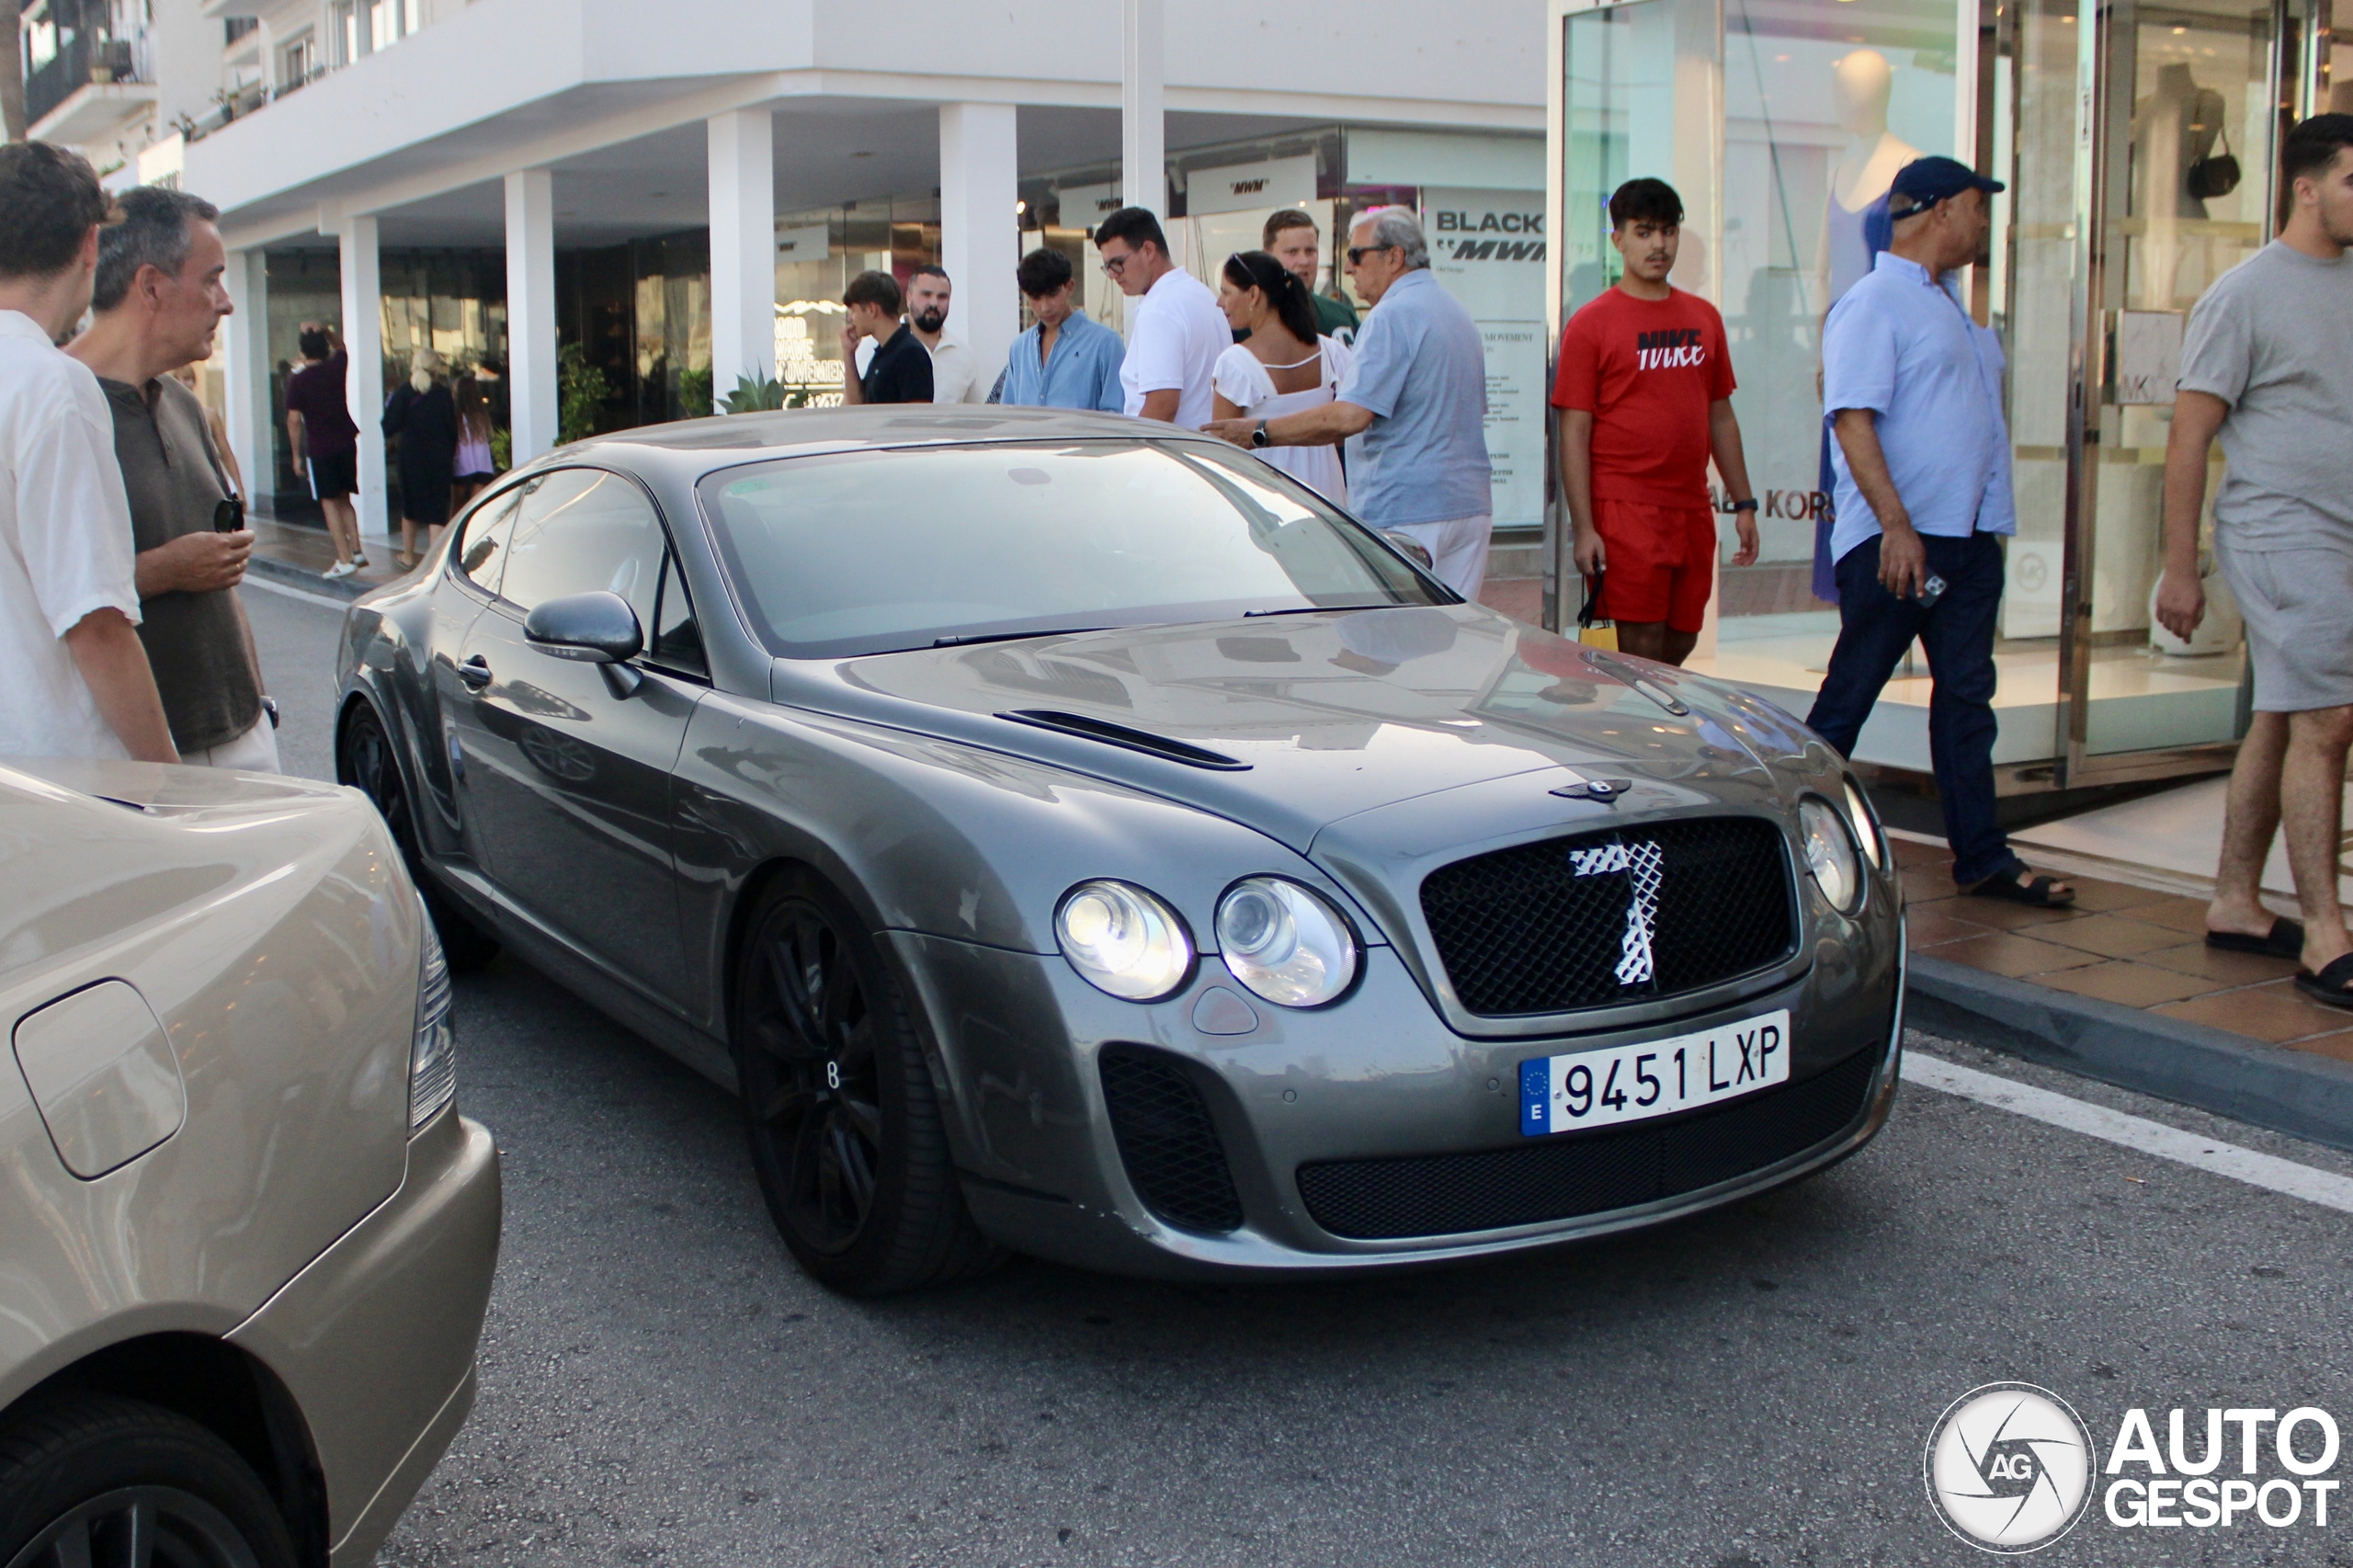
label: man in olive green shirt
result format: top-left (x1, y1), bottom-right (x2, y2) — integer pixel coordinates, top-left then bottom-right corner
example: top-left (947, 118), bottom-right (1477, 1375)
top-left (68, 186), bottom-right (274, 768)
top-left (1264, 209), bottom-right (1359, 345)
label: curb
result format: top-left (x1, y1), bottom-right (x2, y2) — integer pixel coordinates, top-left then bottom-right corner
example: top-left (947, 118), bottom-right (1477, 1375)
top-left (246, 551), bottom-right (371, 601)
top-left (1905, 953), bottom-right (2353, 1154)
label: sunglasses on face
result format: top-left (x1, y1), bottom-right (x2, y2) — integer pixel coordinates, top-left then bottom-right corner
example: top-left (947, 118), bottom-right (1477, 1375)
top-left (1347, 244), bottom-right (1397, 266)
top-left (1098, 252), bottom-right (1131, 276)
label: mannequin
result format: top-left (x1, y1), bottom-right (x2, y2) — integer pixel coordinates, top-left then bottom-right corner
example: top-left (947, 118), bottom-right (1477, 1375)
top-left (2131, 62), bottom-right (2227, 306)
top-left (1824, 51), bottom-right (1920, 304)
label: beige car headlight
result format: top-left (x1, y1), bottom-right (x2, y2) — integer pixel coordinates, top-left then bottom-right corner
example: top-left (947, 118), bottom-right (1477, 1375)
top-left (1056, 881), bottom-right (1193, 1001)
top-left (1215, 878), bottom-right (1358, 1007)
top-left (1800, 797), bottom-right (1864, 915)
top-left (410, 917), bottom-right (458, 1131)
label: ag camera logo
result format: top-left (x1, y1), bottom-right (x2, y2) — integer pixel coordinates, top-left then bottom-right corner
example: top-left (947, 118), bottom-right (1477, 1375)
top-left (1925, 1383), bottom-right (2095, 1552)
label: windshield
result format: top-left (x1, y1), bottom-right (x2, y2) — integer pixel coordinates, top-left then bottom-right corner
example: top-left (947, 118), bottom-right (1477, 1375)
top-left (695, 439), bottom-right (1451, 658)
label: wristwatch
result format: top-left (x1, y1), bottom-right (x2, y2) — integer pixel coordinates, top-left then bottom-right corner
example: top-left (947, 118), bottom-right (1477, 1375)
top-left (1731, 497), bottom-right (1760, 513)
top-left (1251, 420), bottom-right (1271, 449)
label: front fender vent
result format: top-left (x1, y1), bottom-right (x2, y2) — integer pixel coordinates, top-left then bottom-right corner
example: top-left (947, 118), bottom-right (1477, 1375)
top-left (1098, 1047), bottom-right (1245, 1233)
top-left (995, 710), bottom-right (1250, 771)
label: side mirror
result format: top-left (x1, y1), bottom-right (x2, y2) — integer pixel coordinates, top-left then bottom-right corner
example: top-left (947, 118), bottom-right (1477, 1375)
top-left (1380, 529), bottom-right (1435, 572)
top-left (523, 591), bottom-right (642, 665)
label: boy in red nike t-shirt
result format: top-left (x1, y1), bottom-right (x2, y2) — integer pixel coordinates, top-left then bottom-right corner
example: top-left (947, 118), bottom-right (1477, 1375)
top-left (1552, 177), bottom-right (1759, 665)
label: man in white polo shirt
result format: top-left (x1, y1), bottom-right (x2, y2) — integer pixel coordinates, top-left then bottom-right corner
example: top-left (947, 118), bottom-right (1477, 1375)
top-left (0, 142), bottom-right (177, 765)
top-left (1093, 206), bottom-right (1226, 426)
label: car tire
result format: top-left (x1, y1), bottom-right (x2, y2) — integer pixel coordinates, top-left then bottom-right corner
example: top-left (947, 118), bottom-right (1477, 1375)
top-left (733, 870), bottom-right (1006, 1295)
top-left (0, 1392), bottom-right (299, 1568)
top-left (339, 700), bottom-right (502, 973)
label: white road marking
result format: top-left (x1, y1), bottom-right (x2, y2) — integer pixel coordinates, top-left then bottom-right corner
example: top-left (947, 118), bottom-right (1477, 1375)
top-left (1904, 1051), bottom-right (2353, 1215)
top-left (241, 575), bottom-right (351, 611)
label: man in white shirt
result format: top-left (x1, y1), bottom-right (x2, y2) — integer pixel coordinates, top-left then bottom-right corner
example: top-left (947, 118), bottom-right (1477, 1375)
top-left (905, 266), bottom-right (983, 404)
top-left (1094, 206), bottom-right (1227, 426)
top-left (0, 142), bottom-right (177, 764)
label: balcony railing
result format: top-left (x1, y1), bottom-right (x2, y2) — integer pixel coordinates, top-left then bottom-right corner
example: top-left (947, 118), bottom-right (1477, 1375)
top-left (26, 25), bottom-right (146, 130)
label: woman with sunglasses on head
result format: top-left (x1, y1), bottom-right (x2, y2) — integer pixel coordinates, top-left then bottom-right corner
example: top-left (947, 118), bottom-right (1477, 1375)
top-left (1208, 250), bottom-right (1352, 505)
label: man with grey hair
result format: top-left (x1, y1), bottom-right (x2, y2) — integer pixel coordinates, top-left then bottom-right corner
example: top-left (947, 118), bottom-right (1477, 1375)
top-left (67, 185), bottom-right (277, 770)
top-left (1204, 205), bottom-right (1493, 594)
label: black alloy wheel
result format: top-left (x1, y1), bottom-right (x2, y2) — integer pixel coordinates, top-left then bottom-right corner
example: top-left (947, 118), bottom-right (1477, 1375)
top-left (0, 1395), bottom-right (297, 1568)
top-left (338, 702), bottom-right (501, 972)
top-left (733, 872), bottom-right (1002, 1294)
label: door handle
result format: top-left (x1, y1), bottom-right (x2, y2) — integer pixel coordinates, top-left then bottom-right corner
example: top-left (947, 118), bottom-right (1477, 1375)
top-left (457, 654), bottom-right (493, 690)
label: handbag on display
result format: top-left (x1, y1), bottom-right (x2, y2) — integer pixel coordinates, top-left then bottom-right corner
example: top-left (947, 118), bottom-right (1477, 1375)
top-left (2187, 120), bottom-right (2240, 200)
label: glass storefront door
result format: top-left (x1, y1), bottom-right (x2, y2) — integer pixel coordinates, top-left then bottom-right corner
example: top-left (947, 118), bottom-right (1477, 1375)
top-left (2054, 0), bottom-right (2284, 780)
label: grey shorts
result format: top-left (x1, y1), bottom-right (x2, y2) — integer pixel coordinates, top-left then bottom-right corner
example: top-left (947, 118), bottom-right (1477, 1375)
top-left (2214, 537), bottom-right (2353, 712)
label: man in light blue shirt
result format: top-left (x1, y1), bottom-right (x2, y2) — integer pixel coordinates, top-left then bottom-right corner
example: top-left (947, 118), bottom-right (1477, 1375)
top-left (995, 248), bottom-right (1123, 413)
top-left (1806, 156), bottom-right (2073, 908)
top-left (1202, 207), bottom-right (1494, 595)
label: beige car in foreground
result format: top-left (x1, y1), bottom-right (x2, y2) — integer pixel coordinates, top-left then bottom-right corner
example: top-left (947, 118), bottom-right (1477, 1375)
top-left (0, 759), bottom-right (500, 1567)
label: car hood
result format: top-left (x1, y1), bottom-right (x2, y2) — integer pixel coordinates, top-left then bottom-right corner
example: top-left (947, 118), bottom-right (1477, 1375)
top-left (782, 605), bottom-right (1797, 853)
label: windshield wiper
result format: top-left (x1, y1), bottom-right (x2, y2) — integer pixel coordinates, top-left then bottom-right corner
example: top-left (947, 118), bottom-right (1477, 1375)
top-left (931, 627), bottom-right (1108, 648)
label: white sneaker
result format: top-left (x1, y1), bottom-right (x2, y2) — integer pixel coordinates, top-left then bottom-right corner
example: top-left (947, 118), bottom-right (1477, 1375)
top-left (351, 553), bottom-right (370, 568)
top-left (322, 560), bottom-right (358, 580)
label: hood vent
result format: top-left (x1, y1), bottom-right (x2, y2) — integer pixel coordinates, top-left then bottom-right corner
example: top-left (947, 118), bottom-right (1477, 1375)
top-left (995, 710), bottom-right (1251, 771)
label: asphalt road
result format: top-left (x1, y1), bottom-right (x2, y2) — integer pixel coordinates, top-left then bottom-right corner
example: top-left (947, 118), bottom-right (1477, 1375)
top-left (240, 579), bottom-right (2353, 1568)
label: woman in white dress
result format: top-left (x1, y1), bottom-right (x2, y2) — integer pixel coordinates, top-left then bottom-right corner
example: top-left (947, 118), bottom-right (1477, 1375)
top-left (1207, 251), bottom-right (1352, 506)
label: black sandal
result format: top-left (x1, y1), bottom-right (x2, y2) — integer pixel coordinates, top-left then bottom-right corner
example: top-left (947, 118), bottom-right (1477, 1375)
top-left (1964, 869), bottom-right (2076, 908)
top-left (2295, 954), bottom-right (2353, 1011)
top-left (2206, 918), bottom-right (2304, 960)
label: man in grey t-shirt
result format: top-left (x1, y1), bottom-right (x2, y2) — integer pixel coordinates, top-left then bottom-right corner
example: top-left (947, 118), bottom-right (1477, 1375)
top-left (2154, 113), bottom-right (2353, 1008)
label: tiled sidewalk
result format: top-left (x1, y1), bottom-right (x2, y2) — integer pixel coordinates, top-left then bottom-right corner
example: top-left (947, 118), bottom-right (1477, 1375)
top-left (1897, 835), bottom-right (2353, 1062)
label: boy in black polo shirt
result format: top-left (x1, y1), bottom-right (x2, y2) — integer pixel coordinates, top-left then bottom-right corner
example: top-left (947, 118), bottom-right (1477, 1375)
top-left (839, 269), bottom-right (934, 405)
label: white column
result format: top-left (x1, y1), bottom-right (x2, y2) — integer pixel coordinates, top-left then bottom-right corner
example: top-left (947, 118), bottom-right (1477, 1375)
top-left (335, 213), bottom-right (389, 538)
top-left (706, 108), bottom-right (775, 401)
top-left (221, 248), bottom-right (272, 508)
top-left (505, 168), bottom-right (558, 461)
top-left (938, 103), bottom-right (1018, 395)
top-left (1120, 0), bottom-right (1164, 216)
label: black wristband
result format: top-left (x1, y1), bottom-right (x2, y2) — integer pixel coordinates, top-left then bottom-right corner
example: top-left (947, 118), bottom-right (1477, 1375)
top-left (1731, 498), bottom-right (1760, 513)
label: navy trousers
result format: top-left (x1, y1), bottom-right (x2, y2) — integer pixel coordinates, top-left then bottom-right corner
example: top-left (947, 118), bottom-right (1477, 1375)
top-left (1804, 530), bottom-right (2016, 887)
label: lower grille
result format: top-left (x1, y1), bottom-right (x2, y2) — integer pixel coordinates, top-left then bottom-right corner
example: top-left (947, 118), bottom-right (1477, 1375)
top-left (1295, 1047), bottom-right (1881, 1240)
top-left (1099, 1047), bottom-right (1245, 1233)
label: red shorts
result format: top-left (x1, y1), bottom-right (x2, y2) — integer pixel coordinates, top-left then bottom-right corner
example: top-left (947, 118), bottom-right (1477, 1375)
top-left (1594, 499), bottom-right (1717, 633)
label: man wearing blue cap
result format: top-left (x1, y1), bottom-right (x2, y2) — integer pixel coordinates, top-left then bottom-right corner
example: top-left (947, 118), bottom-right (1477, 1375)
top-left (1804, 155), bottom-right (2075, 908)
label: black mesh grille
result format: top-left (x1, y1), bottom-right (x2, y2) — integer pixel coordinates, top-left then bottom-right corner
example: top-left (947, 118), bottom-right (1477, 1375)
top-left (1419, 817), bottom-right (1796, 1016)
top-left (1295, 1046), bottom-right (1880, 1240)
top-left (1099, 1047), bottom-right (1245, 1233)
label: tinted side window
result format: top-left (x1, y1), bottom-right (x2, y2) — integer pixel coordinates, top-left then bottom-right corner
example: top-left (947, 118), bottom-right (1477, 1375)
top-left (494, 469), bottom-right (663, 630)
top-left (649, 551), bottom-right (707, 676)
top-left (454, 485), bottom-right (523, 594)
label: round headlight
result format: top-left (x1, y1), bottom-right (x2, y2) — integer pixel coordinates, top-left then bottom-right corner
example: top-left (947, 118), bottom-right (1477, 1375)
top-left (1056, 881), bottom-right (1193, 1001)
top-left (1842, 778), bottom-right (1883, 870)
top-left (1214, 878), bottom-right (1358, 1007)
top-left (1799, 797), bottom-right (1863, 914)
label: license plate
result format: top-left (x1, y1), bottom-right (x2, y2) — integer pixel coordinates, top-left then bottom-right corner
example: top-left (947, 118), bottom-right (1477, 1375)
top-left (1518, 1009), bottom-right (1790, 1137)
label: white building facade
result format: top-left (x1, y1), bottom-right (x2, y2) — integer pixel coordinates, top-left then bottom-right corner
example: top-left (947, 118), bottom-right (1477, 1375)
top-left (27, 0), bottom-right (1553, 579)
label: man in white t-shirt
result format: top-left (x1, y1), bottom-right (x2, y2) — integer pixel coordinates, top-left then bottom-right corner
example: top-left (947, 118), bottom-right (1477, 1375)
top-left (1094, 206), bottom-right (1227, 426)
top-left (0, 142), bottom-right (177, 764)
top-left (905, 266), bottom-right (983, 405)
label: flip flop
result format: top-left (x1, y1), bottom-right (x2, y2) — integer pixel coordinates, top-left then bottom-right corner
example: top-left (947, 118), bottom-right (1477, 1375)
top-left (2295, 953), bottom-right (2353, 1011)
top-left (1964, 869), bottom-right (2076, 908)
top-left (2205, 918), bottom-right (2304, 960)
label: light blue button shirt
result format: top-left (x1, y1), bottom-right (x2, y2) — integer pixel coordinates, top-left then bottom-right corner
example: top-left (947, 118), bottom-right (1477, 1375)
top-left (997, 311), bottom-right (1125, 413)
top-left (1336, 269), bottom-right (1492, 528)
top-left (1823, 251), bottom-right (2015, 562)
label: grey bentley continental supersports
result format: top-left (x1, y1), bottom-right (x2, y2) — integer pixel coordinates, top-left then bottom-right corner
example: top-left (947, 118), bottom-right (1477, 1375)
top-left (336, 406), bottom-right (1904, 1294)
